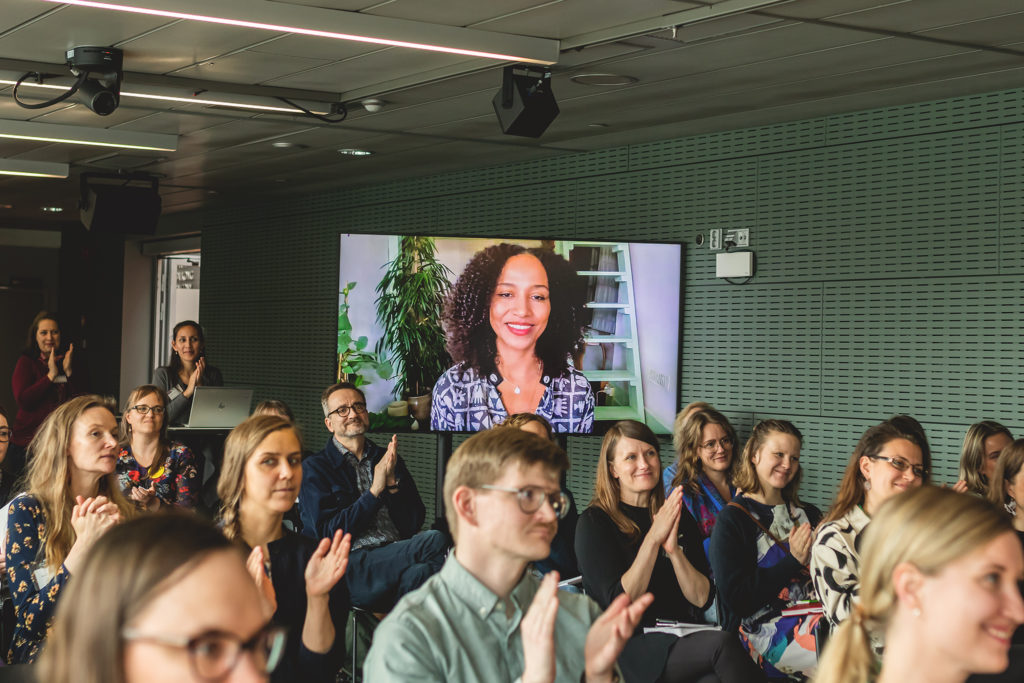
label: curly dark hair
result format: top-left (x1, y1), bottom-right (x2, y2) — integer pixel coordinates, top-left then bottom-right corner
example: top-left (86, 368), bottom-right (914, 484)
top-left (443, 244), bottom-right (588, 378)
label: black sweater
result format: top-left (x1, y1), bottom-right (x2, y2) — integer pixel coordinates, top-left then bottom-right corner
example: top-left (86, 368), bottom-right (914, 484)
top-left (708, 496), bottom-right (821, 632)
top-left (267, 530), bottom-right (351, 683)
top-left (575, 501), bottom-right (712, 629)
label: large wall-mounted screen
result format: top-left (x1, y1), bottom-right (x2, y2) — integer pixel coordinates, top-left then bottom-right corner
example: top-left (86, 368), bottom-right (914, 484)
top-left (338, 235), bottom-right (682, 434)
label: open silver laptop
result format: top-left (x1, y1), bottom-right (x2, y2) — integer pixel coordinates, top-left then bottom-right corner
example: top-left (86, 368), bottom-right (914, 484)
top-left (184, 387), bottom-right (253, 428)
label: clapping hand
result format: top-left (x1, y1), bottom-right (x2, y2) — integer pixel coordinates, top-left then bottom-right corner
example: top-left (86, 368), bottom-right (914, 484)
top-left (648, 485), bottom-right (682, 554)
top-left (658, 486), bottom-right (685, 555)
top-left (950, 480), bottom-right (969, 494)
top-left (521, 572), bottom-right (560, 683)
top-left (247, 545), bottom-right (277, 618)
top-left (61, 343), bottom-right (74, 378)
top-left (789, 522), bottom-right (813, 565)
top-left (46, 348), bottom-right (59, 381)
top-left (305, 530), bottom-right (351, 598)
top-left (65, 495), bottom-right (122, 573)
top-left (584, 591), bottom-right (654, 683)
top-left (384, 434), bottom-right (398, 487)
top-left (128, 484), bottom-right (160, 512)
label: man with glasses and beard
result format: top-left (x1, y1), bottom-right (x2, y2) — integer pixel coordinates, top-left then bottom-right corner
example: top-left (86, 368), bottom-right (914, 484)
top-left (299, 382), bottom-right (447, 609)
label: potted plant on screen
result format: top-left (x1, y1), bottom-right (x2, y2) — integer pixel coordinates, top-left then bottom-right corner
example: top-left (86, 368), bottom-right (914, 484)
top-left (337, 281), bottom-right (391, 387)
top-left (374, 235), bottom-right (453, 422)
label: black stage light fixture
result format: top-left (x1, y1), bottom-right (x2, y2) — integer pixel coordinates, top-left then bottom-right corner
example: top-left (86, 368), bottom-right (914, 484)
top-left (80, 171), bottom-right (162, 234)
top-left (492, 65), bottom-right (559, 138)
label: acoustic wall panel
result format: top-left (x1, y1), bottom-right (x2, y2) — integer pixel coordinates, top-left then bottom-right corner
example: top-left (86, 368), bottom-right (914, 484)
top-left (435, 180), bottom-right (576, 238)
top-left (821, 277), bottom-right (1024, 422)
top-left (999, 124), bottom-right (1024, 273)
top-left (682, 284), bottom-right (822, 415)
top-left (827, 89), bottom-right (1024, 146)
top-left (629, 118), bottom-right (827, 171)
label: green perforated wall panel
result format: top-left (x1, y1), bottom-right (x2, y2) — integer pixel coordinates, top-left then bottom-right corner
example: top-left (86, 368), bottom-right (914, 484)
top-left (199, 84), bottom-right (1024, 514)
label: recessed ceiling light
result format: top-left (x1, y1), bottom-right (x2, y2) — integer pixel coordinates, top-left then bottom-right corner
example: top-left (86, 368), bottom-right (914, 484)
top-left (570, 74), bottom-right (639, 87)
top-left (337, 148), bottom-right (373, 156)
top-left (271, 141), bottom-right (294, 148)
top-left (588, 123), bottom-right (609, 128)
top-left (41, 206), bottom-right (64, 212)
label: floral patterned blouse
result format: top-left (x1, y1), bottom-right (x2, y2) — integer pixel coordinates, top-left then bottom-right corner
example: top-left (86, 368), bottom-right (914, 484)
top-left (117, 442), bottom-right (199, 509)
top-left (6, 494), bottom-right (69, 663)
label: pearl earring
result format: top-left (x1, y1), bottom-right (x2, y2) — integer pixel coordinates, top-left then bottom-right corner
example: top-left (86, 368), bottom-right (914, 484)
top-left (912, 607), bottom-right (921, 618)
top-left (864, 480), bottom-right (871, 491)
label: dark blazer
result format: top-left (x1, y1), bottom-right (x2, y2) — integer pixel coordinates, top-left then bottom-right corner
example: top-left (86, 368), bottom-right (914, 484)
top-left (298, 437), bottom-right (425, 543)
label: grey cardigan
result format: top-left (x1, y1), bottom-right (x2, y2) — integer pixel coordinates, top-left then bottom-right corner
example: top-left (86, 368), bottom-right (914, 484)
top-left (151, 364), bottom-right (223, 425)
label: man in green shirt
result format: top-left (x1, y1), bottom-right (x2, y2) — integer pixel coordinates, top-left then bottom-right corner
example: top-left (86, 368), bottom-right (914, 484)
top-left (365, 427), bottom-right (652, 682)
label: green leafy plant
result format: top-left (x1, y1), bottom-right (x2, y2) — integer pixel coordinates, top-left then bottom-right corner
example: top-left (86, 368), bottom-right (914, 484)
top-left (338, 282), bottom-right (391, 387)
top-left (375, 236), bottom-right (453, 398)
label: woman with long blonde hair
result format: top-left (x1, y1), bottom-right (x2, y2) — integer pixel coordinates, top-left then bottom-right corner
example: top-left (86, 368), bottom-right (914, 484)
top-left (576, 420), bottom-right (765, 683)
top-left (816, 486), bottom-right (1024, 683)
top-left (218, 414), bottom-right (350, 682)
top-left (5, 394), bottom-right (133, 663)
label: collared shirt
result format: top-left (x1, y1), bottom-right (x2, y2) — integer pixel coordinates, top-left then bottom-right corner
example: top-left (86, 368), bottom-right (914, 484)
top-left (364, 554), bottom-right (605, 682)
top-left (333, 437), bottom-right (401, 551)
top-left (430, 362), bottom-right (595, 433)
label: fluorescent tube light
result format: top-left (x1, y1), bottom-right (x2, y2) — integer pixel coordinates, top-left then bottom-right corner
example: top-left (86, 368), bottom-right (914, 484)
top-left (1, 79), bottom-right (330, 115)
top-left (41, 0), bottom-right (559, 65)
top-left (0, 120), bottom-right (177, 151)
top-left (0, 159), bottom-right (69, 178)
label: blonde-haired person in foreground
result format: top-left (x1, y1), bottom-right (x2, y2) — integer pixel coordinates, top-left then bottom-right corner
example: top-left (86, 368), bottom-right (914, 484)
top-left (815, 486), bottom-right (1024, 683)
top-left (38, 512), bottom-right (283, 683)
top-left (364, 427), bottom-right (652, 682)
top-left (5, 394), bottom-right (134, 663)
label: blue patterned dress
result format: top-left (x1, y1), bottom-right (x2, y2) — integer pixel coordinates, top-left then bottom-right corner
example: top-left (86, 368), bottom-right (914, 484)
top-left (430, 362), bottom-right (595, 433)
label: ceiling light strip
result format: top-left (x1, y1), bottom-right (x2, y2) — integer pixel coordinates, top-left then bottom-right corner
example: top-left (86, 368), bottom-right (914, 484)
top-left (0, 79), bottom-right (330, 115)
top-left (0, 119), bottom-right (177, 151)
top-left (0, 158), bottom-right (69, 178)
top-left (42, 0), bottom-right (559, 64)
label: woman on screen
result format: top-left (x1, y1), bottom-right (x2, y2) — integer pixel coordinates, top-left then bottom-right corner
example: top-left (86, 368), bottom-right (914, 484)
top-left (431, 243), bottom-right (595, 433)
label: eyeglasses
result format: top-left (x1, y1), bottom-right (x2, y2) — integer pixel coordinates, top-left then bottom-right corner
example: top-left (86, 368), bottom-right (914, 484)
top-left (122, 623), bottom-right (286, 681)
top-left (131, 405), bottom-right (165, 416)
top-left (479, 485), bottom-right (570, 519)
top-left (699, 436), bottom-right (733, 451)
top-left (0, 428), bottom-right (11, 443)
top-left (868, 454), bottom-right (928, 479)
top-left (327, 402), bottom-right (367, 419)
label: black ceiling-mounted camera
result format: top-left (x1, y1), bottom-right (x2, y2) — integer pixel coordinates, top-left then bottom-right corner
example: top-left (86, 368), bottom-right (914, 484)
top-left (13, 46), bottom-right (124, 116)
top-left (67, 46), bottom-right (123, 115)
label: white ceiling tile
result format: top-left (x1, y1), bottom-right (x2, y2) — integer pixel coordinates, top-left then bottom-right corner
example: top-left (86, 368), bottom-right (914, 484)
top-left (265, 48), bottom-right (471, 91)
top-left (364, 0), bottom-right (548, 27)
top-left (0, 6), bottom-right (170, 63)
top-left (115, 21), bottom-right (285, 74)
top-left (170, 52), bottom-right (334, 84)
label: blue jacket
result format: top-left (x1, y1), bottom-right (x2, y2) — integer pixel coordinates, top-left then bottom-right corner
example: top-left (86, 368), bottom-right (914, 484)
top-left (298, 437), bottom-right (425, 543)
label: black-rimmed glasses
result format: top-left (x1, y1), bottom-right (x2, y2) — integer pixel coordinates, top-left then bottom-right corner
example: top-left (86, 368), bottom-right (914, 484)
top-left (327, 402), bottom-right (367, 419)
top-left (122, 624), bottom-right (286, 681)
top-left (130, 405), bottom-right (166, 416)
top-left (0, 428), bottom-right (11, 443)
top-left (867, 454), bottom-right (928, 479)
top-left (479, 485), bottom-right (570, 519)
